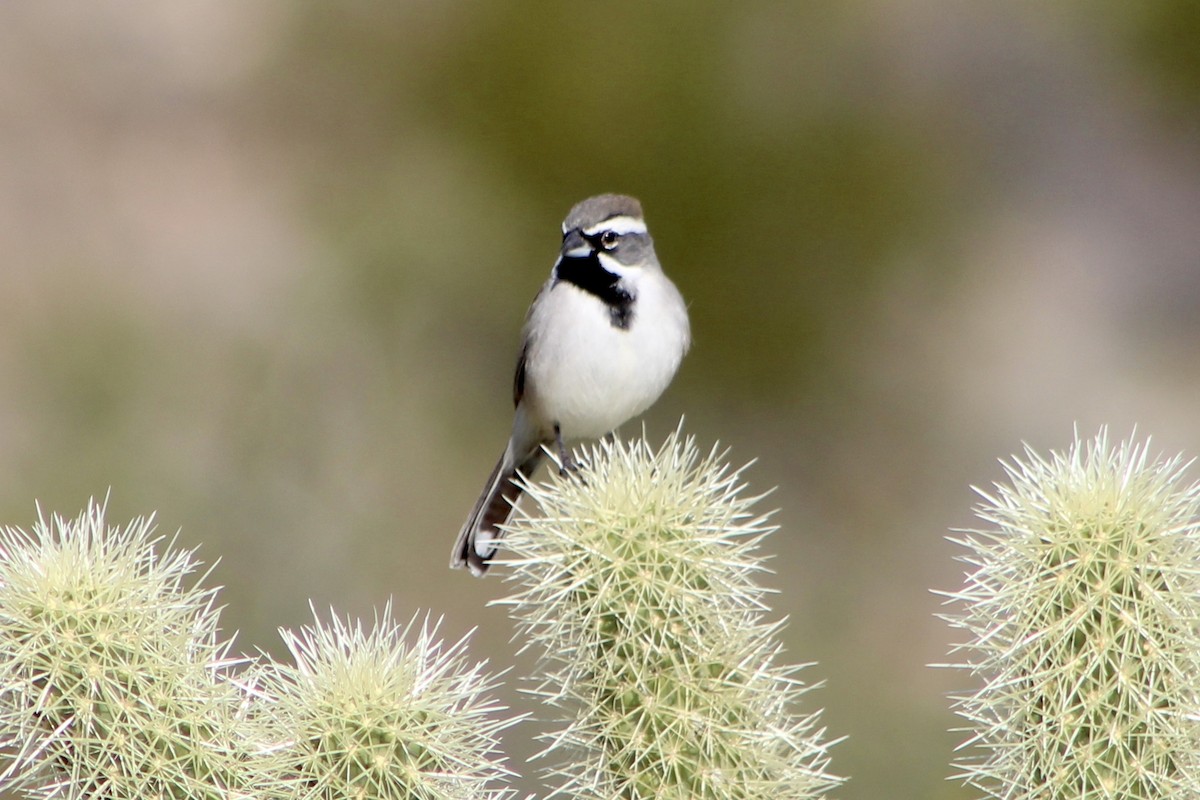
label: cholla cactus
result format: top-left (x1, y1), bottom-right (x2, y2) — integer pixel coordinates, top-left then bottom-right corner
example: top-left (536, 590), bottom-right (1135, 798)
top-left (942, 430), bottom-right (1200, 798)
top-left (0, 502), bottom-right (517, 800)
top-left (0, 500), bottom-right (250, 799)
top-left (495, 429), bottom-right (841, 800)
top-left (250, 607), bottom-right (514, 800)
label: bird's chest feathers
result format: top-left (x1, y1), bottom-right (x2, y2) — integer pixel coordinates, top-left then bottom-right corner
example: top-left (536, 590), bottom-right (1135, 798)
top-left (538, 278), bottom-right (642, 357)
top-left (526, 273), bottom-right (673, 403)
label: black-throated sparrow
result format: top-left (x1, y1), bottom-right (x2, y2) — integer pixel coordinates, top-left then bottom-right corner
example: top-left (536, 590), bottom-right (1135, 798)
top-left (451, 194), bottom-right (691, 576)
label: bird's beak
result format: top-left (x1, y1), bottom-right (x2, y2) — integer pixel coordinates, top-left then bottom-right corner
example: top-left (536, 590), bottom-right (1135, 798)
top-left (560, 228), bottom-right (591, 260)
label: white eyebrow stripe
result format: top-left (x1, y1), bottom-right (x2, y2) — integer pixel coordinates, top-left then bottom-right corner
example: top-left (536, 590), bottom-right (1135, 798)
top-left (583, 215), bottom-right (647, 237)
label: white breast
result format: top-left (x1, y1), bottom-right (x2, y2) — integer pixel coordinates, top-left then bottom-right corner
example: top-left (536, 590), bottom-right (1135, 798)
top-left (522, 269), bottom-right (689, 441)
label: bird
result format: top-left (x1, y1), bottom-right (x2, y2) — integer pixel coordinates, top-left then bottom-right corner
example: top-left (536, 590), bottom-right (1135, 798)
top-left (451, 194), bottom-right (691, 576)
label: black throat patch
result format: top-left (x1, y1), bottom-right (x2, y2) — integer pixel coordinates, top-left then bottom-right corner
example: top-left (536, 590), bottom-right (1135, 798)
top-left (555, 254), bottom-right (635, 329)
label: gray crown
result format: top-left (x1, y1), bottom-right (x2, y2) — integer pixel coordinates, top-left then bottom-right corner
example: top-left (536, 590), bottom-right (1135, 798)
top-left (562, 194), bottom-right (644, 231)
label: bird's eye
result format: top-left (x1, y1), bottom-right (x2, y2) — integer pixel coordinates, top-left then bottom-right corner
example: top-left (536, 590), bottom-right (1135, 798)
top-left (599, 230), bottom-right (619, 249)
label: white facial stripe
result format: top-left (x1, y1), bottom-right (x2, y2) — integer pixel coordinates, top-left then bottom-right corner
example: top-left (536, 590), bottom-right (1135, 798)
top-left (563, 244), bottom-right (592, 259)
top-left (583, 215), bottom-right (647, 237)
top-left (596, 251), bottom-right (637, 273)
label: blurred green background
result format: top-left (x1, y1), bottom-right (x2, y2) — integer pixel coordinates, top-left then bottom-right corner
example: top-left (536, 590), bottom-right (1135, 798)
top-left (2, 2), bottom-right (1199, 798)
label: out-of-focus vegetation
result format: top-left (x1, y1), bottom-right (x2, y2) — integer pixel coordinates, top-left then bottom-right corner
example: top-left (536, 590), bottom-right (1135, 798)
top-left (1, 3), bottom-right (1198, 798)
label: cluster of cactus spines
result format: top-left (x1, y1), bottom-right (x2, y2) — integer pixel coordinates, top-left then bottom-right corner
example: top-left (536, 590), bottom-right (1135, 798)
top-left (0, 501), bottom-right (515, 800)
top-left (495, 429), bottom-right (842, 800)
top-left (250, 607), bottom-right (515, 800)
top-left (0, 499), bottom-right (251, 799)
top-left (942, 430), bottom-right (1200, 799)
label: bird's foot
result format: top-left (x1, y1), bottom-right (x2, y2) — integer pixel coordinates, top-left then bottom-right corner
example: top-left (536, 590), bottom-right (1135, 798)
top-left (557, 452), bottom-right (577, 476)
top-left (553, 423), bottom-right (588, 483)
top-left (558, 452), bottom-right (590, 485)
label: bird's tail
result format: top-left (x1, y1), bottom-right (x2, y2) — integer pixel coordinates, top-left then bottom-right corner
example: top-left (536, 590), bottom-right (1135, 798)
top-left (451, 450), bottom-right (543, 576)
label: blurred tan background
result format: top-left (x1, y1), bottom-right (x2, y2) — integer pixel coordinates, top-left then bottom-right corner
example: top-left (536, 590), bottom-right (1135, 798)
top-left (2, 2), bottom-right (1199, 798)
